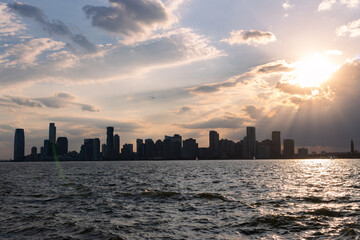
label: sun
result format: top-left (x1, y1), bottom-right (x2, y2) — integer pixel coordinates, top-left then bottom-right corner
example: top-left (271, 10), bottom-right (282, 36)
top-left (290, 53), bottom-right (339, 88)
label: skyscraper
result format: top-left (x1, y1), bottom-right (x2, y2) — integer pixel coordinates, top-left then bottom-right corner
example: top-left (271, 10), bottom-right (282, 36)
top-left (106, 126), bottom-right (114, 159)
top-left (14, 129), bottom-right (25, 161)
top-left (114, 134), bottom-right (120, 159)
top-left (49, 123), bottom-right (56, 144)
top-left (283, 139), bottom-right (295, 159)
top-left (57, 137), bottom-right (68, 156)
top-left (271, 131), bottom-right (281, 159)
top-left (209, 130), bottom-right (219, 158)
top-left (136, 139), bottom-right (144, 159)
top-left (247, 127), bottom-right (256, 159)
top-left (351, 139), bottom-right (354, 153)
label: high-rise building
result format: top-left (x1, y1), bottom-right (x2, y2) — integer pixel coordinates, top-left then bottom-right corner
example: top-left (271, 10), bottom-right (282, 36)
top-left (164, 134), bottom-right (182, 159)
top-left (57, 137), bottom-right (68, 156)
top-left (351, 140), bottom-right (354, 153)
top-left (247, 127), bottom-right (256, 159)
top-left (136, 139), bottom-right (144, 159)
top-left (114, 134), bottom-right (120, 159)
top-left (106, 127), bottom-right (114, 159)
top-left (271, 131), bottom-right (281, 159)
top-left (283, 139), bottom-right (295, 159)
top-left (14, 129), bottom-right (25, 161)
top-left (298, 148), bottom-right (309, 158)
top-left (30, 146), bottom-right (37, 161)
top-left (145, 139), bottom-right (155, 159)
top-left (182, 138), bottom-right (198, 159)
top-left (82, 138), bottom-right (101, 161)
top-left (49, 123), bottom-right (56, 144)
top-left (209, 131), bottom-right (219, 158)
top-left (121, 144), bottom-right (134, 160)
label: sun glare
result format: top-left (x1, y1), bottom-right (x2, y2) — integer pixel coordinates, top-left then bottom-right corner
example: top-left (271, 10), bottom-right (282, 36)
top-left (290, 53), bottom-right (338, 88)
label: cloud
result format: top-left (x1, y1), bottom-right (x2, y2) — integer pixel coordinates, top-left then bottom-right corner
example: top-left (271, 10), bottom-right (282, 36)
top-left (282, 1), bottom-right (294, 10)
top-left (177, 106), bottom-right (191, 114)
top-left (1, 95), bottom-right (42, 107)
top-left (276, 82), bottom-right (313, 95)
top-left (318, 0), bottom-right (337, 11)
top-left (0, 38), bottom-right (65, 67)
top-left (182, 116), bottom-right (245, 129)
top-left (336, 18), bottom-right (360, 37)
top-left (318, 0), bottom-right (359, 11)
top-left (0, 28), bottom-right (222, 87)
top-left (0, 92), bottom-right (100, 112)
top-left (83, 0), bottom-right (176, 44)
top-left (221, 30), bottom-right (276, 46)
top-left (256, 61), bottom-right (294, 74)
top-left (7, 2), bottom-right (97, 52)
top-left (243, 105), bottom-right (264, 119)
top-left (0, 3), bottom-right (25, 37)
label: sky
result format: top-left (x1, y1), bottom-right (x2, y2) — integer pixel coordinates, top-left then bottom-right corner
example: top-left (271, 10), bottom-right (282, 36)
top-left (1, 0), bottom-right (360, 159)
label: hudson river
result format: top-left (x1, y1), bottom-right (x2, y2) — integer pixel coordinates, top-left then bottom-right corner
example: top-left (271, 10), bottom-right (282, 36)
top-left (1, 159), bottom-right (360, 239)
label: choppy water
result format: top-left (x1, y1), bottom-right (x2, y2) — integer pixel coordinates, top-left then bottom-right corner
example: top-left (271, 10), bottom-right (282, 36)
top-left (1, 159), bottom-right (360, 239)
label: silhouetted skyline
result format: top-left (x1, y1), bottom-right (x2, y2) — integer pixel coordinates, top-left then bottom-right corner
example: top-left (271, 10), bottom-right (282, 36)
top-left (12, 122), bottom-right (360, 161)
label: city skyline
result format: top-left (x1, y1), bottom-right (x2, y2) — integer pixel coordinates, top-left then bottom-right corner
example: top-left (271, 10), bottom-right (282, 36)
top-left (1, 1), bottom-right (360, 159)
top-left (12, 122), bottom-right (359, 161)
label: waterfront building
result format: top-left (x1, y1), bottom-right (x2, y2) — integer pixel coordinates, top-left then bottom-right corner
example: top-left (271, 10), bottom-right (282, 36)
top-left (49, 123), bottom-right (56, 144)
top-left (106, 127), bottom-right (114, 159)
top-left (182, 138), bottom-right (198, 160)
top-left (209, 131), bottom-right (219, 158)
top-left (14, 129), bottom-right (25, 161)
top-left (271, 131), bottom-right (281, 159)
top-left (298, 148), bottom-right (309, 158)
top-left (164, 134), bottom-right (182, 159)
top-left (114, 134), bottom-right (120, 159)
top-left (283, 139), bottom-right (295, 159)
top-left (57, 137), bottom-right (68, 156)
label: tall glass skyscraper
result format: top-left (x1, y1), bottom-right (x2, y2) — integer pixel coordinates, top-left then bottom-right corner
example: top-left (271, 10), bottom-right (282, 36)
top-left (49, 123), bottom-right (56, 144)
top-left (14, 129), bottom-right (25, 161)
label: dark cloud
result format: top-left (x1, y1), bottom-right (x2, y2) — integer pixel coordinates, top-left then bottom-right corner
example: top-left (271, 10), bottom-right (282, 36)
top-left (257, 63), bottom-right (294, 74)
top-left (3, 95), bottom-right (42, 107)
top-left (7, 2), bottom-right (97, 52)
top-left (182, 117), bottom-right (245, 129)
top-left (1, 93), bottom-right (99, 112)
top-left (177, 106), bottom-right (191, 114)
top-left (243, 105), bottom-right (264, 119)
top-left (222, 29), bottom-right (276, 45)
top-left (191, 81), bottom-right (237, 94)
top-left (276, 82), bottom-right (313, 95)
top-left (80, 104), bottom-right (100, 112)
top-left (83, 0), bottom-right (171, 40)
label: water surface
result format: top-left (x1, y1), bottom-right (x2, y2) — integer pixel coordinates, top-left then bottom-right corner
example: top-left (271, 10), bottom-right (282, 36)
top-left (1, 159), bottom-right (360, 239)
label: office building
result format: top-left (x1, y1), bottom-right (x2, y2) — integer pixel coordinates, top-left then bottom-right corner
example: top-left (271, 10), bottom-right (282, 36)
top-left (182, 138), bottom-right (198, 160)
top-left (298, 148), bottom-right (309, 158)
top-left (57, 137), bottom-right (68, 156)
top-left (49, 123), bottom-right (56, 144)
top-left (209, 130), bottom-right (219, 158)
top-left (14, 129), bottom-right (25, 161)
top-left (106, 127), bottom-right (114, 159)
top-left (244, 127), bottom-right (256, 159)
top-left (114, 134), bottom-right (120, 159)
top-left (136, 139), bottom-right (145, 159)
top-left (283, 139), bottom-right (295, 159)
top-left (271, 131), bottom-right (281, 159)
top-left (164, 134), bottom-right (182, 159)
